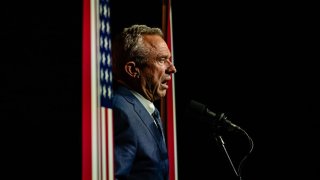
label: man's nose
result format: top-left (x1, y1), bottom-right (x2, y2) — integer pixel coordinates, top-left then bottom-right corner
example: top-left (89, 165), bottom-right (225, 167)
top-left (166, 61), bottom-right (177, 74)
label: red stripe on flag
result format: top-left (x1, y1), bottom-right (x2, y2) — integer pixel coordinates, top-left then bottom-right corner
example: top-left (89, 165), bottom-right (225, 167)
top-left (82, 0), bottom-right (92, 179)
top-left (165, 0), bottom-right (178, 179)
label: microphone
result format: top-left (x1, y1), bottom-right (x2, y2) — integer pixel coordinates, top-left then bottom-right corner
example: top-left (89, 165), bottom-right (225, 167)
top-left (188, 100), bottom-right (243, 133)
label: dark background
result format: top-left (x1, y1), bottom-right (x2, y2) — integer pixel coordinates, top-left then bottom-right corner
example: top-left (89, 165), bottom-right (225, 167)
top-left (2, 0), bottom-right (318, 179)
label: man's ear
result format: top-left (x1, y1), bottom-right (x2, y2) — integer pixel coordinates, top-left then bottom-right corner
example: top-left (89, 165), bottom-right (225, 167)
top-left (124, 61), bottom-right (140, 78)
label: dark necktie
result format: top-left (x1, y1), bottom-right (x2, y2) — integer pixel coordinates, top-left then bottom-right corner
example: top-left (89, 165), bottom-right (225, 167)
top-left (152, 108), bottom-right (165, 142)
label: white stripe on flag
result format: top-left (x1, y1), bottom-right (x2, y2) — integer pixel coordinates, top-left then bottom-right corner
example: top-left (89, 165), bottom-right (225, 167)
top-left (101, 108), bottom-right (106, 180)
top-left (90, 0), bottom-right (98, 179)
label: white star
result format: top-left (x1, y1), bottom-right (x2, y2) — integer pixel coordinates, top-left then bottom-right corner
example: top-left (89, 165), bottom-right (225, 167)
top-left (100, 36), bottom-right (103, 48)
top-left (103, 85), bottom-right (106, 98)
top-left (100, 69), bottom-right (104, 80)
top-left (99, 4), bottom-right (102, 15)
top-left (108, 86), bottom-right (112, 99)
top-left (107, 54), bottom-right (111, 65)
top-left (108, 7), bottom-right (110, 18)
top-left (102, 52), bottom-right (106, 64)
top-left (105, 69), bottom-right (109, 82)
top-left (101, 20), bottom-right (105, 32)
top-left (99, 84), bottom-right (102, 96)
top-left (104, 37), bottom-right (108, 50)
top-left (106, 22), bottom-right (110, 34)
top-left (103, 5), bottom-right (107, 17)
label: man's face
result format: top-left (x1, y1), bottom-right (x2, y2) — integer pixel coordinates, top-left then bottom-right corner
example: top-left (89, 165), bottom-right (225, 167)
top-left (139, 35), bottom-right (177, 102)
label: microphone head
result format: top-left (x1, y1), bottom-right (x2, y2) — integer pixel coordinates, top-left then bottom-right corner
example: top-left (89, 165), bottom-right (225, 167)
top-left (186, 100), bottom-right (244, 134)
top-left (186, 100), bottom-right (214, 124)
top-left (188, 100), bottom-right (206, 115)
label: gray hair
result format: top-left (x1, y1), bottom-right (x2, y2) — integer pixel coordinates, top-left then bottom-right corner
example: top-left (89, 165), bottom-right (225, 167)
top-left (112, 24), bottom-right (164, 81)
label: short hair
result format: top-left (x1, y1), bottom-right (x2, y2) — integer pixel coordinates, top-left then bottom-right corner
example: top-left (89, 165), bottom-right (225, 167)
top-left (112, 24), bottom-right (164, 81)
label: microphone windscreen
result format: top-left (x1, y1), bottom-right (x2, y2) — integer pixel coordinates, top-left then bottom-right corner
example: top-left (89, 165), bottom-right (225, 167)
top-left (188, 100), bottom-right (206, 115)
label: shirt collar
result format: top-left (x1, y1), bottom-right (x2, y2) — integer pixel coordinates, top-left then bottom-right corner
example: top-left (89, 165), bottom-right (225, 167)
top-left (130, 90), bottom-right (155, 115)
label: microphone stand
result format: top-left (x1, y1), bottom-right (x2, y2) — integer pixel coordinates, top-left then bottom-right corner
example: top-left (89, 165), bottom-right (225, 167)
top-left (215, 135), bottom-right (240, 179)
top-left (213, 113), bottom-right (241, 180)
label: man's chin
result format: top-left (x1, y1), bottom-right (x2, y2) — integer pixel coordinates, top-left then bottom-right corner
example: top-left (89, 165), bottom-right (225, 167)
top-left (158, 91), bottom-right (167, 98)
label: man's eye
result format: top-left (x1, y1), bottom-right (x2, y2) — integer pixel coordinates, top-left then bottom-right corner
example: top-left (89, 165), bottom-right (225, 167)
top-left (159, 58), bottom-right (167, 63)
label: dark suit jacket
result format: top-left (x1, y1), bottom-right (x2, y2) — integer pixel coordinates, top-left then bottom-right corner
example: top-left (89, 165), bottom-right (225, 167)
top-left (112, 84), bottom-right (169, 180)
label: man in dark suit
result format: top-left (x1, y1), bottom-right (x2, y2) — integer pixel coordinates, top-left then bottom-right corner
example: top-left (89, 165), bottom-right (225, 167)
top-left (111, 24), bottom-right (177, 180)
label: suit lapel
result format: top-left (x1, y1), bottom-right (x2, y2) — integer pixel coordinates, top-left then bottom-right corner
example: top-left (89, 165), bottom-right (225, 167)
top-left (133, 102), bottom-right (167, 150)
top-left (118, 86), bottom-right (167, 153)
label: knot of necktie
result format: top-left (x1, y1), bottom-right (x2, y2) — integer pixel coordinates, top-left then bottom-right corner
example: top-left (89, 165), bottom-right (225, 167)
top-left (152, 108), bottom-right (160, 120)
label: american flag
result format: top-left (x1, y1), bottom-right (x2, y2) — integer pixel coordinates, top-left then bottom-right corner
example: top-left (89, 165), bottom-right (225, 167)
top-left (82, 0), bottom-right (114, 179)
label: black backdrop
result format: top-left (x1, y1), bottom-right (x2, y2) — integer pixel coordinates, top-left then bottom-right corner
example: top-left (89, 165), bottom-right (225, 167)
top-left (2, 0), bottom-right (318, 179)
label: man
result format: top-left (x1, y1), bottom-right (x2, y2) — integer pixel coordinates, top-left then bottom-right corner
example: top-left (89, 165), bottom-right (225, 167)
top-left (112, 24), bottom-right (177, 180)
